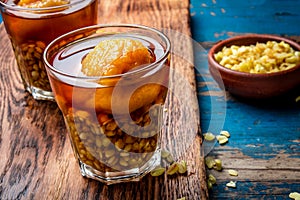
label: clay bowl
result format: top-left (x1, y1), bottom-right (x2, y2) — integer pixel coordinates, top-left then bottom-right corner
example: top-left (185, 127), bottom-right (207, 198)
top-left (208, 34), bottom-right (300, 99)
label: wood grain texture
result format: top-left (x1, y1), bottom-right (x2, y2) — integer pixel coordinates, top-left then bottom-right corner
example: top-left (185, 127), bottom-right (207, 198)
top-left (0, 0), bottom-right (208, 199)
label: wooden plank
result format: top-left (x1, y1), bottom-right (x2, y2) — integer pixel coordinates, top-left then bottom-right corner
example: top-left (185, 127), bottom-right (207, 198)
top-left (0, 0), bottom-right (208, 199)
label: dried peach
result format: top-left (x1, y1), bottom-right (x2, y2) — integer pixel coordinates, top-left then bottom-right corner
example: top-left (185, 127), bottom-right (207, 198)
top-left (81, 38), bottom-right (154, 77)
top-left (81, 38), bottom-right (163, 114)
top-left (18, 0), bottom-right (70, 8)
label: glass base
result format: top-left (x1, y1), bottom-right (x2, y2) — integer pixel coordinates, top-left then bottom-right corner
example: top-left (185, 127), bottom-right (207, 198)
top-left (26, 85), bottom-right (55, 101)
top-left (79, 149), bottom-right (161, 184)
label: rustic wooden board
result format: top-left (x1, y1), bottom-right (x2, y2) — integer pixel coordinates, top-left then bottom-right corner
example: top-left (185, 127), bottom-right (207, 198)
top-left (0, 0), bottom-right (208, 199)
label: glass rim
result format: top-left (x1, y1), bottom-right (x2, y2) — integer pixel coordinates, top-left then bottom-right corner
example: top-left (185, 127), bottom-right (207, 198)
top-left (0, 0), bottom-right (88, 12)
top-left (43, 24), bottom-right (171, 80)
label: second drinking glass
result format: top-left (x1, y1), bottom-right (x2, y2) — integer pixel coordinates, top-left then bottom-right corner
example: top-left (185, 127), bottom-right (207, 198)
top-left (0, 0), bottom-right (98, 100)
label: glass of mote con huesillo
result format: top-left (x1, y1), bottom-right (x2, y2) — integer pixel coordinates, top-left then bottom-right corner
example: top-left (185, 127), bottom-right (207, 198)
top-left (43, 24), bottom-right (171, 184)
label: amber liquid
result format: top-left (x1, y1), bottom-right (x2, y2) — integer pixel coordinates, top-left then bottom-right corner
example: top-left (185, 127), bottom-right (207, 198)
top-left (1, 0), bottom-right (98, 96)
top-left (48, 34), bottom-right (170, 174)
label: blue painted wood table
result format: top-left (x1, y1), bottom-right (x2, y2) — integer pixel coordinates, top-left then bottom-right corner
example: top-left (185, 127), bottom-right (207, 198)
top-left (0, 1), bottom-right (209, 199)
top-left (190, 0), bottom-right (300, 199)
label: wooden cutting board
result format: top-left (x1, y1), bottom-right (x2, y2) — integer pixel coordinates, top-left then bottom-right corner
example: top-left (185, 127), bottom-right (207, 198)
top-left (0, 0), bottom-right (208, 199)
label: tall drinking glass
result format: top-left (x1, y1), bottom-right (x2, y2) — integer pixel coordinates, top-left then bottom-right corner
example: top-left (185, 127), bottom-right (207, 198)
top-left (44, 24), bottom-right (171, 184)
top-left (0, 0), bottom-right (98, 100)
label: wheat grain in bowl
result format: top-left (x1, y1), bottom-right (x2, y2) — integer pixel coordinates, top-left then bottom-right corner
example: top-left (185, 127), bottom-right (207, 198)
top-left (214, 40), bottom-right (300, 74)
top-left (208, 34), bottom-right (300, 99)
